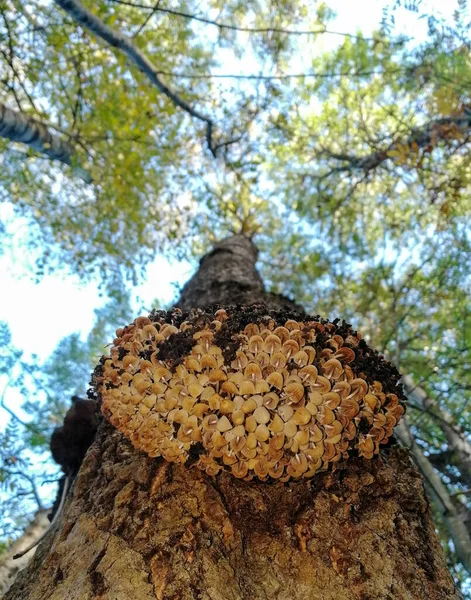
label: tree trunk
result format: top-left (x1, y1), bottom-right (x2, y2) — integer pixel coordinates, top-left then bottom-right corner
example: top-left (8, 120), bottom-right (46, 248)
top-left (402, 374), bottom-right (471, 487)
top-left (5, 235), bottom-right (462, 600)
top-left (0, 510), bottom-right (49, 597)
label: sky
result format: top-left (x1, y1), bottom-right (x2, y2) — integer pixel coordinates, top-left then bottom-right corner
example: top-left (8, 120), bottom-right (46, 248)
top-left (0, 228), bottom-right (194, 361)
top-left (0, 0), bottom-right (464, 421)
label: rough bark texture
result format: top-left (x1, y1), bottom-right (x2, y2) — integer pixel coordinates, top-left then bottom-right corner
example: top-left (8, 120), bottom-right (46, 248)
top-left (4, 234), bottom-right (462, 600)
top-left (5, 424), bottom-right (461, 600)
top-left (177, 235), bottom-right (303, 312)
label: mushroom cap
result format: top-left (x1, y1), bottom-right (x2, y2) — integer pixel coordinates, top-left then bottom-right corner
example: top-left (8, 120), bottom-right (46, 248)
top-left (96, 305), bottom-right (405, 482)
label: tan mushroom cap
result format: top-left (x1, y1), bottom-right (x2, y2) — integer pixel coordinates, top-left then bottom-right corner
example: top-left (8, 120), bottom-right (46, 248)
top-left (98, 307), bottom-right (405, 482)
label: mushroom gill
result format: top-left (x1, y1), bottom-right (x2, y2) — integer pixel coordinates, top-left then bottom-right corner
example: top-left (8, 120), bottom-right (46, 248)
top-left (95, 306), bottom-right (405, 482)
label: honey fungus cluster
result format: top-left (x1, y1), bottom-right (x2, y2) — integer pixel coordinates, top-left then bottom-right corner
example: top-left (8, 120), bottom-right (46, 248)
top-left (98, 307), bottom-right (405, 481)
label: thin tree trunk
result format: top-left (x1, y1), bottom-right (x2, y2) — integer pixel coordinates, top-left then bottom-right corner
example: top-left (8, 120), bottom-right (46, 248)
top-left (0, 510), bottom-right (49, 597)
top-left (0, 102), bottom-right (91, 182)
top-left (402, 374), bottom-right (471, 487)
top-left (396, 420), bottom-right (471, 573)
top-left (5, 235), bottom-right (462, 600)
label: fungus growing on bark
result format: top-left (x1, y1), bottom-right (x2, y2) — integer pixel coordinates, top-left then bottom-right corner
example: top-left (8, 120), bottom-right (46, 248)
top-left (95, 305), bottom-right (405, 482)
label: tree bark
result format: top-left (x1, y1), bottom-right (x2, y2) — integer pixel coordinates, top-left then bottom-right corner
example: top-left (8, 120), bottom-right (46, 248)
top-left (0, 102), bottom-right (91, 182)
top-left (5, 234), bottom-right (462, 600)
top-left (177, 234), bottom-right (303, 312)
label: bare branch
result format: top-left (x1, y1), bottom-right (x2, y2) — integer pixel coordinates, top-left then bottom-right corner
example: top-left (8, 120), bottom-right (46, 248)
top-left (144, 67), bottom-right (405, 80)
top-left (54, 0), bottom-right (217, 156)
top-left (0, 102), bottom-right (92, 182)
top-left (1, 469), bottom-right (44, 510)
top-left (107, 0), bottom-right (393, 41)
top-left (132, 0), bottom-right (160, 37)
top-left (0, 380), bottom-right (46, 440)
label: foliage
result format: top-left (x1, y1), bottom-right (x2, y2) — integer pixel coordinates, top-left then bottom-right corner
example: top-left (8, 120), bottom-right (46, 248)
top-left (256, 3), bottom-right (471, 588)
top-left (0, 0), bottom-right (470, 593)
top-left (0, 0), bottom-right (324, 286)
top-left (0, 418), bottom-right (51, 542)
top-left (0, 291), bottom-right (133, 539)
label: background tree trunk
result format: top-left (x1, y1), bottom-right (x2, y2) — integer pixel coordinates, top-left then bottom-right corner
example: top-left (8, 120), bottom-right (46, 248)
top-left (4, 235), bottom-right (462, 600)
top-left (0, 510), bottom-right (49, 597)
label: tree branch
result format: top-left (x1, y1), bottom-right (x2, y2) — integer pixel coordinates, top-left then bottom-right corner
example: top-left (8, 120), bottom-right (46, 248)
top-left (321, 112), bottom-right (471, 173)
top-left (132, 0), bottom-right (161, 37)
top-left (403, 373), bottom-right (471, 488)
top-left (107, 0), bottom-right (391, 41)
top-left (0, 380), bottom-right (47, 440)
top-left (427, 451), bottom-right (467, 486)
top-left (0, 8), bottom-right (38, 112)
top-left (134, 68), bottom-right (405, 80)
top-left (0, 102), bottom-right (92, 182)
top-left (54, 0), bottom-right (217, 156)
top-left (396, 419), bottom-right (471, 574)
top-left (1, 469), bottom-right (43, 510)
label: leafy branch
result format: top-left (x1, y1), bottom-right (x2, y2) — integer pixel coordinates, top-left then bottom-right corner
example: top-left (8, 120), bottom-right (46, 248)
top-left (317, 111), bottom-right (471, 175)
top-left (54, 0), bottom-right (218, 156)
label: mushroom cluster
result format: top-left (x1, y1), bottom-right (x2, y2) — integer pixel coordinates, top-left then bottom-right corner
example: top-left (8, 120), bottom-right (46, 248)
top-left (97, 307), bottom-right (405, 481)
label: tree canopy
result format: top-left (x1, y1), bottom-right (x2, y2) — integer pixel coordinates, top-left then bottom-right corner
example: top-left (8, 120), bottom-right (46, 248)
top-left (0, 0), bottom-right (470, 594)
